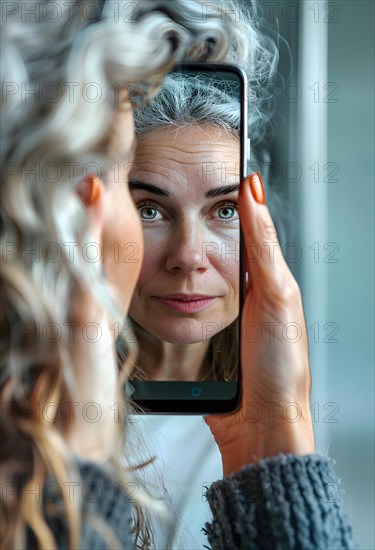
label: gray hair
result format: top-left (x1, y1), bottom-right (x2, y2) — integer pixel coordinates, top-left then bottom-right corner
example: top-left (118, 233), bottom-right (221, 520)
top-left (1, 1), bottom-right (264, 548)
top-left (133, 74), bottom-right (241, 136)
top-left (132, 0), bottom-right (279, 146)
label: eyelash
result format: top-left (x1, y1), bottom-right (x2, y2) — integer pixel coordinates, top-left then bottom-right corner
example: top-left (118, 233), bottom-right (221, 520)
top-left (136, 200), bottom-right (239, 225)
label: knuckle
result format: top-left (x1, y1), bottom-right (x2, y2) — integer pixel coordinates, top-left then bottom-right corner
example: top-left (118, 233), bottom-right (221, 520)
top-left (269, 278), bottom-right (302, 311)
top-left (280, 279), bottom-right (301, 303)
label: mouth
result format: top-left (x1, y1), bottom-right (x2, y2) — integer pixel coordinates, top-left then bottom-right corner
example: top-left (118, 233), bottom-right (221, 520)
top-left (154, 294), bottom-right (218, 313)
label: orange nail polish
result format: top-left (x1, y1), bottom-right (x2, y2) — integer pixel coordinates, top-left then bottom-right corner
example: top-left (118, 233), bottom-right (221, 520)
top-left (88, 174), bottom-right (100, 203)
top-left (79, 174), bottom-right (101, 204)
top-left (248, 172), bottom-right (265, 204)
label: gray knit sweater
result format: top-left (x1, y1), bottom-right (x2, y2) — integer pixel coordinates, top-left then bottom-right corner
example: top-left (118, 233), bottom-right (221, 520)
top-left (203, 454), bottom-right (354, 549)
top-left (28, 453), bottom-right (355, 549)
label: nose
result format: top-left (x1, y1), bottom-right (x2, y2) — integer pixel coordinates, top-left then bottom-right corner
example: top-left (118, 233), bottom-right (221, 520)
top-left (165, 216), bottom-right (208, 275)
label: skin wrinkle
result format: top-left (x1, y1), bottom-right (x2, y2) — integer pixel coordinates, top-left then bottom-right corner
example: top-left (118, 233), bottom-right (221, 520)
top-left (129, 181), bottom-right (240, 199)
top-left (133, 154), bottom-right (239, 204)
top-left (128, 124), bottom-right (240, 380)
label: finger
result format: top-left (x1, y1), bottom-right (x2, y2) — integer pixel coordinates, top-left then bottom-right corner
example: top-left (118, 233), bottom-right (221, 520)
top-left (239, 172), bottom-right (291, 290)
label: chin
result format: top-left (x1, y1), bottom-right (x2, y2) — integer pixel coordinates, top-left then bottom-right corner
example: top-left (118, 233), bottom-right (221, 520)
top-left (150, 325), bottom-right (207, 345)
top-left (139, 317), bottom-right (216, 345)
top-left (131, 309), bottom-right (238, 345)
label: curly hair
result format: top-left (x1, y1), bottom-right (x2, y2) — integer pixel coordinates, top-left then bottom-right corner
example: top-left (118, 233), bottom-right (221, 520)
top-left (0, 0), bottom-right (278, 548)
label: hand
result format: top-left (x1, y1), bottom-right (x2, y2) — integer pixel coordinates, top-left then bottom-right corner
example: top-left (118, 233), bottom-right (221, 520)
top-left (205, 173), bottom-right (315, 476)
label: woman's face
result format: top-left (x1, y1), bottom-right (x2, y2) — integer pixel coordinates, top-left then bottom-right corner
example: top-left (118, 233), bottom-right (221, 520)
top-left (102, 102), bottom-right (144, 315)
top-left (129, 124), bottom-right (240, 344)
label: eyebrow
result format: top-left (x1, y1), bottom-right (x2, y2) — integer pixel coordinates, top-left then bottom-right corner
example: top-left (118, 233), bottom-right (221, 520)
top-left (205, 184), bottom-right (240, 198)
top-left (128, 180), bottom-right (240, 198)
top-left (129, 180), bottom-right (170, 197)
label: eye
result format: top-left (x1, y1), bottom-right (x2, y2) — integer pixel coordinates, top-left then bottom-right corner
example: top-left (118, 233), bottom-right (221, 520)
top-left (218, 206), bottom-right (236, 219)
top-left (137, 201), bottom-right (165, 224)
top-left (140, 206), bottom-right (160, 220)
top-left (212, 201), bottom-right (239, 224)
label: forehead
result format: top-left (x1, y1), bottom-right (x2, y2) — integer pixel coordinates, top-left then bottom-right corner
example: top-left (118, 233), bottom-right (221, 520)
top-left (133, 124), bottom-right (240, 191)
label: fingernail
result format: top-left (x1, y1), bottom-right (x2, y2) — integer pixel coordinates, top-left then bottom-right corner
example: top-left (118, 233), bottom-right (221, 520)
top-left (248, 172), bottom-right (265, 204)
top-left (78, 174), bottom-right (100, 204)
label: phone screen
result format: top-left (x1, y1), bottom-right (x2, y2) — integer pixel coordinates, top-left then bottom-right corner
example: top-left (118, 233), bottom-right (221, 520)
top-left (123, 63), bottom-right (247, 413)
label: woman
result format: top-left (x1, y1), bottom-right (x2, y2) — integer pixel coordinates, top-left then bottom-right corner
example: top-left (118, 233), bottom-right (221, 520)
top-left (1, 1), bottom-right (355, 549)
top-left (129, 74), bottom-right (241, 382)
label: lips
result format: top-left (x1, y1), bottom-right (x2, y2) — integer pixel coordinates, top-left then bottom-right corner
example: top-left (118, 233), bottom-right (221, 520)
top-left (154, 294), bottom-right (217, 313)
top-left (159, 294), bottom-right (215, 301)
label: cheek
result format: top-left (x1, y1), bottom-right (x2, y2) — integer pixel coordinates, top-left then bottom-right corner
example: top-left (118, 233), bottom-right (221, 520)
top-left (103, 188), bottom-right (144, 312)
top-left (211, 232), bottom-right (240, 288)
top-left (136, 236), bottom-right (165, 287)
top-left (211, 255), bottom-right (240, 293)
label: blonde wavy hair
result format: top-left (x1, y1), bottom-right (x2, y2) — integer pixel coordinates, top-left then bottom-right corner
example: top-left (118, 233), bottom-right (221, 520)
top-left (0, 0), bottom-right (277, 548)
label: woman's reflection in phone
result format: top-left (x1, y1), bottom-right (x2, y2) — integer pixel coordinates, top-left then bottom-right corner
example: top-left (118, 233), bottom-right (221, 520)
top-left (129, 75), bottom-right (241, 381)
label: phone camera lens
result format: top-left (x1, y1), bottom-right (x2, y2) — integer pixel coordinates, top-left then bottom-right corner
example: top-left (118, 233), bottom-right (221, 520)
top-left (191, 386), bottom-right (202, 397)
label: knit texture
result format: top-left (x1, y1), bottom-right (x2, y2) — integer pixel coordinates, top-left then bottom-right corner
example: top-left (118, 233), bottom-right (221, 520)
top-left (25, 454), bottom-right (356, 549)
top-left (76, 461), bottom-right (134, 549)
top-left (204, 453), bottom-right (355, 550)
top-left (26, 460), bottom-right (134, 549)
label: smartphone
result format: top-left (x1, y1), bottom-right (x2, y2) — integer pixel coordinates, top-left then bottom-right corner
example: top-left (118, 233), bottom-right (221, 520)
top-left (123, 63), bottom-right (248, 413)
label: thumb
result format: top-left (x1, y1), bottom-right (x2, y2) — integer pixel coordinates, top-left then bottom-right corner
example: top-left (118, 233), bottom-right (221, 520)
top-left (239, 173), bottom-right (289, 292)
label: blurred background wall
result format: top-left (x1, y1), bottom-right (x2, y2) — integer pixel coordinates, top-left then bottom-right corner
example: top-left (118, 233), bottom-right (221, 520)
top-left (256, 0), bottom-right (374, 547)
